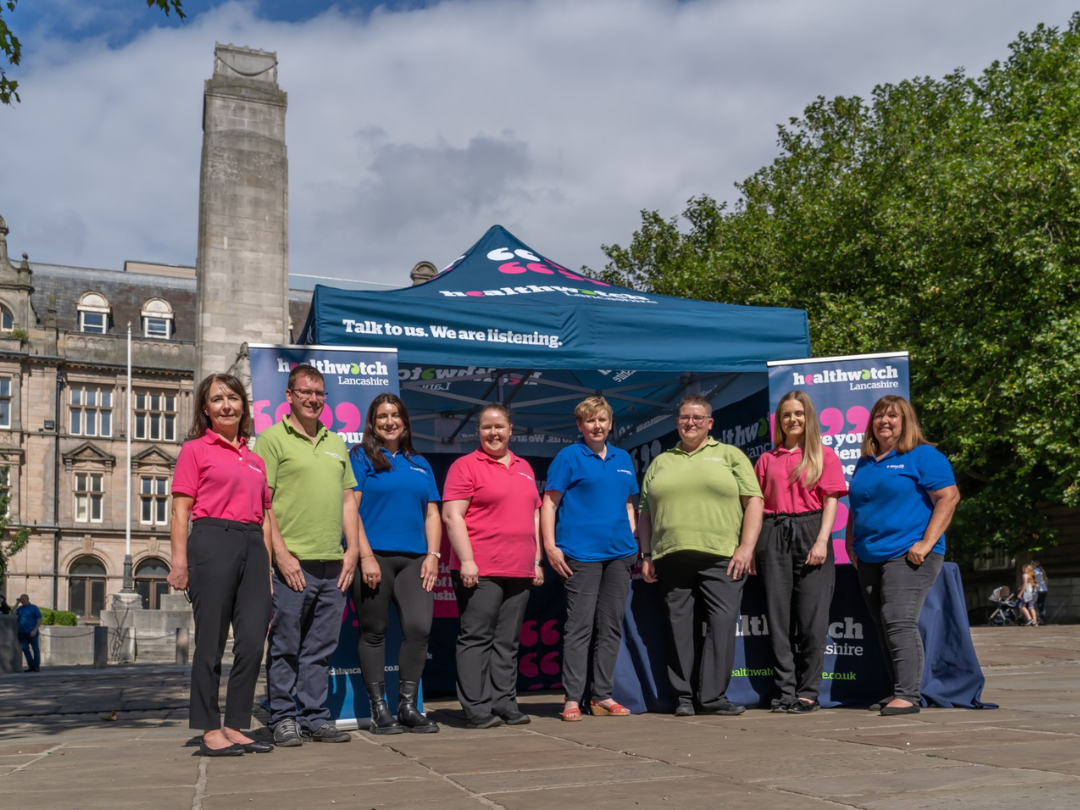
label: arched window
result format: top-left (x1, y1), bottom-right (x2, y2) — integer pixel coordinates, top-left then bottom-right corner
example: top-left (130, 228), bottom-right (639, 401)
top-left (0, 304), bottom-right (13, 332)
top-left (135, 558), bottom-right (171, 610)
top-left (77, 292), bottom-right (110, 334)
top-left (69, 556), bottom-right (107, 619)
top-left (141, 298), bottom-right (173, 339)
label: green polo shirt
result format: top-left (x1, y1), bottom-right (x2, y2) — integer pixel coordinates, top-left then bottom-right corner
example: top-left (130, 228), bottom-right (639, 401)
top-left (640, 437), bottom-right (762, 561)
top-left (254, 418), bottom-right (357, 560)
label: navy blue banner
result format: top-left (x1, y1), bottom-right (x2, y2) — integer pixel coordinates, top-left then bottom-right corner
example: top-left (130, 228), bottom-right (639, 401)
top-left (767, 352), bottom-right (910, 564)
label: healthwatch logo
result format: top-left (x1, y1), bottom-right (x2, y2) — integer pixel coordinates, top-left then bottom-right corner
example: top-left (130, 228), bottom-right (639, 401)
top-left (276, 358), bottom-right (389, 376)
top-left (792, 365), bottom-right (900, 391)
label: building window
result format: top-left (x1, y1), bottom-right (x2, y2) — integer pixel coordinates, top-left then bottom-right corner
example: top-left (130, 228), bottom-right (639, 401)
top-left (0, 377), bottom-right (9, 428)
top-left (70, 386), bottom-right (113, 437)
top-left (77, 292), bottom-right (110, 334)
top-left (134, 391), bottom-right (177, 442)
top-left (69, 556), bottom-right (107, 620)
top-left (0, 305), bottom-right (12, 332)
top-left (974, 546), bottom-right (1017, 572)
top-left (135, 558), bottom-right (171, 610)
top-left (0, 466), bottom-right (8, 490)
top-left (141, 298), bottom-right (174, 339)
top-left (140, 476), bottom-right (169, 525)
top-left (74, 472), bottom-right (104, 522)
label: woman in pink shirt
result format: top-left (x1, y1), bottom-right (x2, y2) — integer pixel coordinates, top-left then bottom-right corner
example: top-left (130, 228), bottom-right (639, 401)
top-left (167, 373), bottom-right (275, 756)
top-left (754, 390), bottom-right (847, 713)
top-left (442, 404), bottom-right (543, 729)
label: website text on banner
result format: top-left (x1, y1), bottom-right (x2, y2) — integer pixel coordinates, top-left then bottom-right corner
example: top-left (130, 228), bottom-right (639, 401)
top-left (766, 352), bottom-right (910, 564)
top-left (248, 344), bottom-right (402, 729)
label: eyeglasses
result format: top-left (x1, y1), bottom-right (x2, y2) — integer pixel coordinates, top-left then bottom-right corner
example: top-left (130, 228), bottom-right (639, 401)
top-left (677, 415), bottom-right (710, 425)
top-left (290, 388), bottom-right (328, 400)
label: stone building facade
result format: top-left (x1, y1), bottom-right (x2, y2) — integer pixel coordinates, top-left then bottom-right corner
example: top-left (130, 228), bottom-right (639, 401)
top-left (0, 216), bottom-right (311, 620)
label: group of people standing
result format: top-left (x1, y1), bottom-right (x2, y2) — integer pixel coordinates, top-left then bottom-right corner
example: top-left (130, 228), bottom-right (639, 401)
top-left (169, 362), bottom-right (962, 756)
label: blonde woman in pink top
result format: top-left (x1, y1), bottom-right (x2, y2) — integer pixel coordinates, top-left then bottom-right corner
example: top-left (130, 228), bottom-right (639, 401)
top-left (754, 390), bottom-right (847, 713)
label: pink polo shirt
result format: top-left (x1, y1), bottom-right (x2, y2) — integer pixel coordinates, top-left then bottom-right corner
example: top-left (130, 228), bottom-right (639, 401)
top-left (443, 449), bottom-right (541, 578)
top-left (755, 445), bottom-right (847, 514)
top-left (172, 432), bottom-right (272, 524)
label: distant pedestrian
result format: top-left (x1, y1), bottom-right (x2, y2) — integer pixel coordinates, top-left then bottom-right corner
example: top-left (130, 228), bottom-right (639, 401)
top-left (169, 372), bottom-right (275, 757)
top-left (1033, 561), bottom-right (1049, 624)
top-left (1017, 564), bottom-right (1039, 626)
top-left (0, 593), bottom-right (11, 615)
top-left (15, 594), bottom-right (41, 672)
top-left (255, 364), bottom-right (362, 747)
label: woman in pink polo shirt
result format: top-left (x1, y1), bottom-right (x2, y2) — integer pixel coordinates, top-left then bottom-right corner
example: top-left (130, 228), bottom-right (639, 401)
top-left (443, 404), bottom-right (543, 729)
top-left (167, 373), bottom-right (275, 757)
top-left (754, 390), bottom-right (847, 714)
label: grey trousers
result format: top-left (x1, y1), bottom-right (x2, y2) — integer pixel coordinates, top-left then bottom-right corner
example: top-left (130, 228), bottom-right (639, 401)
top-left (452, 574), bottom-right (530, 722)
top-left (655, 551), bottom-right (745, 711)
top-left (188, 519), bottom-right (272, 730)
top-left (561, 554), bottom-right (636, 704)
top-left (756, 511), bottom-right (834, 702)
top-left (266, 560), bottom-right (346, 732)
top-left (856, 552), bottom-right (943, 704)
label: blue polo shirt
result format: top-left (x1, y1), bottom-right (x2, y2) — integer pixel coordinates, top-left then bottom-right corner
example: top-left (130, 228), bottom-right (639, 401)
top-left (351, 448), bottom-right (441, 554)
top-left (16, 603), bottom-right (41, 634)
top-left (546, 441), bottom-right (639, 562)
top-left (848, 444), bottom-right (956, 563)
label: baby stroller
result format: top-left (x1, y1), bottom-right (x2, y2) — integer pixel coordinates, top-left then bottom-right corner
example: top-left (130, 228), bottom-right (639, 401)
top-left (988, 586), bottom-right (1021, 626)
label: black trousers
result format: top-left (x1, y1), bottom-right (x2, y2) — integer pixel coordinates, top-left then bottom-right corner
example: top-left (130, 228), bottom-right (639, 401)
top-left (187, 518), bottom-right (272, 731)
top-left (756, 511), bottom-right (834, 702)
top-left (561, 554), bottom-right (636, 704)
top-left (857, 553), bottom-right (943, 704)
top-left (352, 552), bottom-right (433, 687)
top-left (655, 551), bottom-right (745, 711)
top-left (451, 573), bottom-right (530, 722)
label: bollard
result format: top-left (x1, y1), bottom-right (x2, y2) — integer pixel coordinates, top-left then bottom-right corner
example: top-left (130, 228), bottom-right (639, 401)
top-left (93, 626), bottom-right (109, 668)
top-left (176, 627), bottom-right (190, 666)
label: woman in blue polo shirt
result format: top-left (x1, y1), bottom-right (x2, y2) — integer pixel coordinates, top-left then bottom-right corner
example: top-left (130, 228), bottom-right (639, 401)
top-left (350, 393), bottom-right (442, 734)
top-left (845, 395), bottom-right (961, 716)
top-left (542, 396), bottom-right (638, 721)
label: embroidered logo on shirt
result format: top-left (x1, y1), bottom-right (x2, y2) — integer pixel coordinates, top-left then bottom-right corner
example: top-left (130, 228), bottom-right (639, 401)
top-left (617, 469), bottom-right (634, 476)
top-left (519, 472), bottom-right (535, 482)
top-left (409, 465), bottom-right (428, 475)
top-left (886, 464), bottom-right (905, 470)
top-left (324, 451), bottom-right (343, 460)
top-left (247, 464), bottom-right (262, 473)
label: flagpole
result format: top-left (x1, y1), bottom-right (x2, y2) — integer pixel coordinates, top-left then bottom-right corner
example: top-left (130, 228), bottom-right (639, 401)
top-left (122, 322), bottom-right (134, 593)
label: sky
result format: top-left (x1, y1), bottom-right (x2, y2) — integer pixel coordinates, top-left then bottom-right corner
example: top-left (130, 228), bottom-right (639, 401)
top-left (1, 0), bottom-right (1077, 290)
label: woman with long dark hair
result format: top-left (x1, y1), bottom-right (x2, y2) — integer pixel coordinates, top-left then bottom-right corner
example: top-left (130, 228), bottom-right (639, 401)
top-left (350, 393), bottom-right (442, 734)
top-left (167, 373), bottom-right (274, 756)
top-left (755, 390), bottom-right (847, 713)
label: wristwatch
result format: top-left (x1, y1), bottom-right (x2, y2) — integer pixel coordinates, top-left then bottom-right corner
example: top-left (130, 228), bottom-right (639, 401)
top-left (428, 551), bottom-right (441, 559)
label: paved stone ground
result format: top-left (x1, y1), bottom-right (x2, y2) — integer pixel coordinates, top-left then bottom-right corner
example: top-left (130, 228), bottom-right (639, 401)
top-left (0, 625), bottom-right (1077, 809)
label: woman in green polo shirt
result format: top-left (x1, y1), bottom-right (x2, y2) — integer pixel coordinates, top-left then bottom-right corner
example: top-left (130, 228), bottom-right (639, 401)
top-left (639, 394), bottom-right (763, 717)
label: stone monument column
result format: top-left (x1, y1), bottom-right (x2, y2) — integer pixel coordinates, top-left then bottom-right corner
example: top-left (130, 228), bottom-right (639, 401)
top-left (195, 44), bottom-right (290, 383)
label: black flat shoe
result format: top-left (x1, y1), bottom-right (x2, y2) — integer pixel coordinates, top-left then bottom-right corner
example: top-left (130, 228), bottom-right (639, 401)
top-left (497, 710), bottom-right (531, 726)
top-left (200, 741), bottom-right (244, 757)
top-left (880, 704), bottom-right (920, 716)
top-left (868, 697), bottom-right (893, 712)
top-left (789, 699), bottom-right (820, 714)
top-left (237, 740), bottom-right (274, 753)
top-left (467, 714), bottom-right (504, 729)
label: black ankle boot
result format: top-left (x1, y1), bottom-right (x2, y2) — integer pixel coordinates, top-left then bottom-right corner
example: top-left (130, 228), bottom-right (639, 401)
top-left (398, 680), bottom-right (439, 733)
top-left (366, 683), bottom-right (404, 735)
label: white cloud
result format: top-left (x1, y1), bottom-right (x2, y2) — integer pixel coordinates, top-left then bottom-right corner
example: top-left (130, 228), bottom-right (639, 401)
top-left (1, 0), bottom-right (1076, 287)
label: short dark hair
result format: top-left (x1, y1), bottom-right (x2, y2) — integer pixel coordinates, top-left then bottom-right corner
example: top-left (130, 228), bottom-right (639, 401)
top-left (189, 373), bottom-right (253, 440)
top-left (678, 394), bottom-right (713, 416)
top-left (287, 363), bottom-right (324, 390)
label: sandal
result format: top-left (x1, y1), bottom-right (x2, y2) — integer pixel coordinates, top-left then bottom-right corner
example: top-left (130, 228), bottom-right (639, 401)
top-left (560, 705), bottom-right (583, 722)
top-left (590, 700), bottom-right (631, 716)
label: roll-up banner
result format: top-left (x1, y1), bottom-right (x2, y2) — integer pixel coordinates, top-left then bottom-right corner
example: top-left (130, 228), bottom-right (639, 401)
top-left (766, 352), bottom-right (910, 564)
top-left (248, 344), bottom-right (404, 729)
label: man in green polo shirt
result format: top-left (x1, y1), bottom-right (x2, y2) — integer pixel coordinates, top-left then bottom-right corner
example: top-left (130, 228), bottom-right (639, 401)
top-left (639, 394), bottom-right (764, 717)
top-left (256, 364), bottom-right (363, 747)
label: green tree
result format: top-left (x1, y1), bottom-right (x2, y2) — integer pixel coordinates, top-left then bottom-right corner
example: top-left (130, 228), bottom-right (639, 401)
top-left (0, 488), bottom-right (29, 595)
top-left (596, 16), bottom-right (1080, 560)
top-left (1, 0), bottom-right (184, 105)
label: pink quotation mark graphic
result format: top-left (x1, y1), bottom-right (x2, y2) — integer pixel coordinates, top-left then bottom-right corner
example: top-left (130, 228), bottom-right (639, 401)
top-left (488, 247), bottom-right (610, 286)
top-left (519, 619), bottom-right (562, 688)
top-left (251, 399), bottom-right (363, 434)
